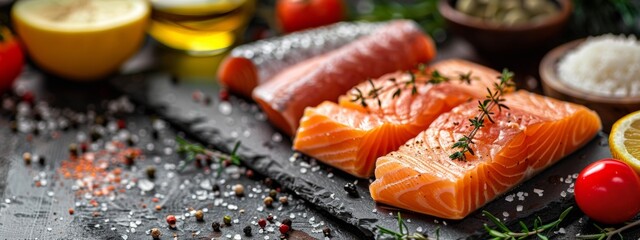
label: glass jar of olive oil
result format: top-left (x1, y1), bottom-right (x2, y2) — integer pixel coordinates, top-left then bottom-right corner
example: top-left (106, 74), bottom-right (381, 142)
top-left (149, 0), bottom-right (256, 56)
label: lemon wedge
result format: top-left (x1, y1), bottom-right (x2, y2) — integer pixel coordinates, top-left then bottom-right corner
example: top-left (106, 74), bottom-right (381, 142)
top-left (610, 110), bottom-right (640, 173)
top-left (12, 0), bottom-right (149, 80)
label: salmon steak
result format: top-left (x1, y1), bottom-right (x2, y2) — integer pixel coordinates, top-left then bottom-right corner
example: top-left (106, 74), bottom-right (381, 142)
top-left (293, 59), bottom-right (506, 178)
top-left (253, 20), bottom-right (437, 136)
top-left (369, 90), bottom-right (602, 219)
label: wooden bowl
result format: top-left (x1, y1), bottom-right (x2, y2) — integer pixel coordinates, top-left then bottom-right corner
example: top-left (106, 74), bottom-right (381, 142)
top-left (438, 0), bottom-right (572, 54)
top-left (540, 39), bottom-right (640, 133)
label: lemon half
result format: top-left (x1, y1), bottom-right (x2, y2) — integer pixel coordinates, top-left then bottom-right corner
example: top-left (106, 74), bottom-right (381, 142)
top-left (610, 110), bottom-right (640, 173)
top-left (12, 0), bottom-right (150, 80)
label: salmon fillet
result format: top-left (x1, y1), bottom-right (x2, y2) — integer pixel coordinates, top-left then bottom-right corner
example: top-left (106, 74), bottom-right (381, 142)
top-left (218, 22), bottom-right (383, 97)
top-left (369, 91), bottom-right (602, 219)
top-left (253, 20), bottom-right (437, 136)
top-left (293, 59), bottom-right (504, 178)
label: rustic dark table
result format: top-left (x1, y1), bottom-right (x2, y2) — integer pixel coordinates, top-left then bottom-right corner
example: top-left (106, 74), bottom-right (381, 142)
top-left (1, 3), bottom-right (639, 239)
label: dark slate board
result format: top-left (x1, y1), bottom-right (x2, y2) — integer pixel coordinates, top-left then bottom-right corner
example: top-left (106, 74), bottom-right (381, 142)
top-left (0, 72), bottom-right (359, 239)
top-left (111, 72), bottom-right (617, 239)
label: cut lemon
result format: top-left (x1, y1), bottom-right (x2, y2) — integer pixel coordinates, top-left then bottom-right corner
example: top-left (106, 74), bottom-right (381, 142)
top-left (12, 0), bottom-right (150, 80)
top-left (610, 110), bottom-right (640, 173)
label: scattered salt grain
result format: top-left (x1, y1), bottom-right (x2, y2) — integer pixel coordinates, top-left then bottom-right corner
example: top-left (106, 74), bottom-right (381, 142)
top-left (533, 188), bottom-right (544, 197)
top-left (505, 194), bottom-right (514, 202)
top-left (516, 205), bottom-right (523, 212)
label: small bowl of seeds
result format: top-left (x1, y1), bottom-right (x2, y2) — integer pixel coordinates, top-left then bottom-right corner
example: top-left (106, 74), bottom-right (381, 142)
top-left (439, 0), bottom-right (572, 54)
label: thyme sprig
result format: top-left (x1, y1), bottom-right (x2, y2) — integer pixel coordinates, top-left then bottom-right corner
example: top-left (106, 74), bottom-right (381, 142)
top-left (449, 69), bottom-right (515, 161)
top-left (376, 212), bottom-right (435, 240)
top-left (483, 207), bottom-right (573, 240)
top-left (576, 219), bottom-right (640, 240)
top-left (350, 66), bottom-right (475, 108)
top-left (176, 137), bottom-right (241, 177)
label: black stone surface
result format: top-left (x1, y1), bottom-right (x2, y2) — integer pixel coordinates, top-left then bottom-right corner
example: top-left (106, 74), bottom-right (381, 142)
top-left (0, 71), bottom-right (359, 239)
top-left (111, 72), bottom-right (623, 239)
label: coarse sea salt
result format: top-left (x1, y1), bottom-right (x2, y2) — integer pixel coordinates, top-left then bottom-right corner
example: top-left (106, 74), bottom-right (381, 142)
top-left (558, 34), bottom-right (640, 97)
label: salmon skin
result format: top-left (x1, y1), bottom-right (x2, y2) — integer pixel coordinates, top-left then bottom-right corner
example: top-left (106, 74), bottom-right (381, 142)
top-left (370, 91), bottom-right (602, 219)
top-left (218, 21), bottom-right (384, 97)
top-left (253, 20), bottom-right (437, 136)
top-left (293, 59), bottom-right (505, 178)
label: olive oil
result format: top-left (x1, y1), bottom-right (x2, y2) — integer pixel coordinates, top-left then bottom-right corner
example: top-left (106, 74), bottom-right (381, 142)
top-left (149, 0), bottom-right (255, 55)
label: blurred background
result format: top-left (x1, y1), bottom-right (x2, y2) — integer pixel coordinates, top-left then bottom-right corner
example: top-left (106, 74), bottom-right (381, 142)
top-left (0, 0), bottom-right (638, 83)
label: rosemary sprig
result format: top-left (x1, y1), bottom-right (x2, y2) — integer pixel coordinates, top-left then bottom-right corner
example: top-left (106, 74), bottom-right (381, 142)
top-left (376, 212), bottom-right (434, 240)
top-left (350, 67), bottom-right (475, 108)
top-left (449, 69), bottom-right (515, 161)
top-left (483, 207), bottom-right (573, 240)
top-left (176, 137), bottom-right (241, 177)
top-left (576, 219), bottom-right (640, 240)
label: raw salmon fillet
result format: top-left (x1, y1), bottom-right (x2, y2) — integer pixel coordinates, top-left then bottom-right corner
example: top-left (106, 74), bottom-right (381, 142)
top-left (293, 59), bottom-right (504, 178)
top-left (218, 22), bottom-right (383, 97)
top-left (370, 91), bottom-right (602, 219)
top-left (253, 20), bottom-right (437, 136)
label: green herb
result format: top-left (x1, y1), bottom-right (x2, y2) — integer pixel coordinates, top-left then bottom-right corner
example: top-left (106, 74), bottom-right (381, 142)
top-left (350, 68), bottom-right (474, 108)
top-left (351, 0), bottom-right (446, 43)
top-left (376, 212), bottom-right (432, 240)
top-left (176, 137), bottom-right (241, 177)
top-left (571, 0), bottom-right (639, 37)
top-left (576, 219), bottom-right (640, 240)
top-left (483, 207), bottom-right (572, 240)
top-left (449, 69), bottom-right (515, 161)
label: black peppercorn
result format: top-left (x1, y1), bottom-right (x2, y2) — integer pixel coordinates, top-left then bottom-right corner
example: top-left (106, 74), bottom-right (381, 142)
top-left (10, 121), bottom-right (17, 133)
top-left (38, 155), bottom-right (45, 166)
top-left (211, 221), bottom-right (221, 232)
top-left (344, 183), bottom-right (359, 197)
top-left (212, 184), bottom-right (220, 192)
top-left (264, 178), bottom-right (273, 187)
top-left (322, 227), bottom-right (331, 237)
top-left (151, 129), bottom-right (159, 140)
top-left (146, 166), bottom-right (156, 179)
top-left (267, 214), bottom-right (274, 223)
top-left (95, 115), bottom-right (105, 126)
top-left (32, 127), bottom-right (39, 136)
top-left (243, 225), bottom-right (252, 236)
top-left (126, 137), bottom-right (135, 146)
top-left (281, 219), bottom-right (292, 228)
top-left (90, 129), bottom-right (101, 142)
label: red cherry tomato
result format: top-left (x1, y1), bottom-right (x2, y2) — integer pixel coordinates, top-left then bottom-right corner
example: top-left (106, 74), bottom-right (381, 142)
top-left (575, 159), bottom-right (640, 224)
top-left (0, 26), bottom-right (24, 93)
top-left (276, 0), bottom-right (345, 33)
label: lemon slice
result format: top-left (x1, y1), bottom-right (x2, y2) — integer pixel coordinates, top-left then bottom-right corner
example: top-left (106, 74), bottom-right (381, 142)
top-left (610, 110), bottom-right (640, 172)
top-left (12, 0), bottom-right (149, 80)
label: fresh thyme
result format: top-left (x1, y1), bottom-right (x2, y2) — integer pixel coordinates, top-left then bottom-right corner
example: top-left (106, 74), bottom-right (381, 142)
top-left (176, 137), bottom-right (241, 177)
top-left (376, 212), bottom-right (436, 240)
top-left (350, 65), bottom-right (475, 108)
top-left (483, 207), bottom-right (572, 240)
top-left (449, 69), bottom-right (515, 161)
top-left (576, 219), bottom-right (640, 240)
